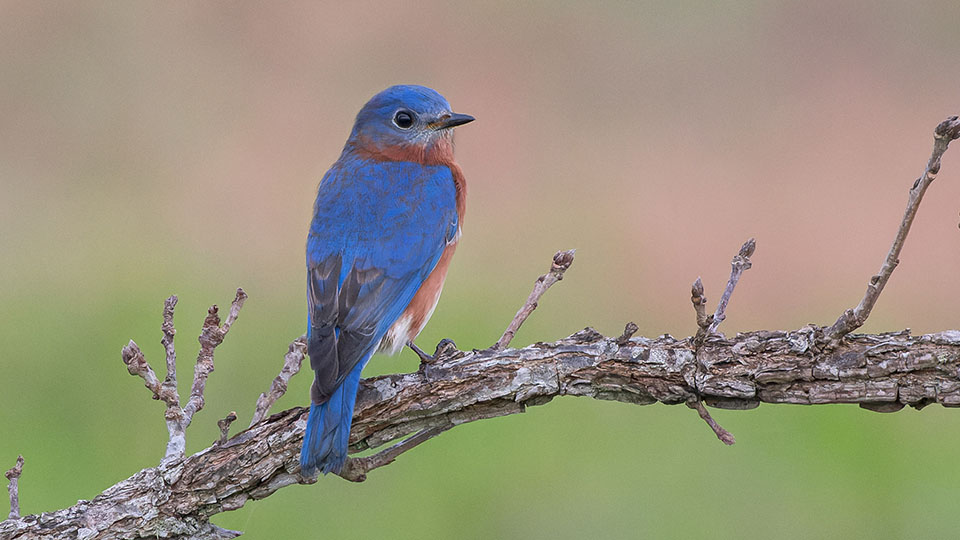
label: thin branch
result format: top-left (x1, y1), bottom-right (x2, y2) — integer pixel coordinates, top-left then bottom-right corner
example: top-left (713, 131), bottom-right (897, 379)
top-left (687, 401), bottom-right (736, 445)
top-left (493, 249), bottom-right (575, 350)
top-left (338, 424), bottom-right (453, 483)
top-left (690, 277), bottom-right (711, 343)
top-left (249, 336), bottom-right (307, 427)
top-left (160, 295), bottom-right (179, 409)
top-left (121, 290), bottom-right (247, 461)
top-left (183, 288), bottom-right (248, 427)
top-left (616, 322), bottom-right (639, 345)
top-left (824, 116), bottom-right (960, 344)
top-left (5, 455), bottom-right (23, 519)
top-left (707, 238), bottom-right (756, 335)
top-left (121, 341), bottom-right (164, 401)
top-left (217, 412), bottom-right (238, 445)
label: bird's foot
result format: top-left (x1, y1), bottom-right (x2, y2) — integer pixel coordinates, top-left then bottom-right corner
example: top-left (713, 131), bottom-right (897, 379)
top-left (408, 341), bottom-right (434, 363)
top-left (408, 339), bottom-right (458, 365)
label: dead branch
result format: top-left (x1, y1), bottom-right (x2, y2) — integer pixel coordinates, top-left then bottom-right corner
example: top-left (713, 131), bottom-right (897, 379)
top-left (5, 326), bottom-right (960, 539)
top-left (688, 238), bottom-right (756, 441)
top-left (687, 400), bottom-right (736, 445)
top-left (216, 412), bottom-right (238, 446)
top-left (707, 238), bottom-right (756, 335)
top-left (121, 289), bottom-right (248, 461)
top-left (493, 249), bottom-right (575, 350)
top-left (823, 116), bottom-right (960, 344)
top-left (1, 116), bottom-right (958, 540)
top-left (691, 277), bottom-right (711, 342)
top-left (5, 456), bottom-right (22, 520)
top-left (249, 336), bottom-right (306, 428)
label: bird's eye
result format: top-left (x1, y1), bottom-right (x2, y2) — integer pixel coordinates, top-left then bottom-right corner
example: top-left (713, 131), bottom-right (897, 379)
top-left (393, 110), bottom-right (414, 129)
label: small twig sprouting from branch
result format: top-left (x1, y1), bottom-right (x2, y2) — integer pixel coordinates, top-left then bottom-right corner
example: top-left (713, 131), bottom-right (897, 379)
top-left (183, 288), bottom-right (248, 427)
top-left (338, 424), bottom-right (453, 483)
top-left (690, 277), bottom-right (712, 343)
top-left (217, 412), bottom-right (238, 445)
top-left (706, 238), bottom-right (756, 335)
top-left (616, 322), bottom-right (639, 345)
top-left (221, 288), bottom-right (247, 334)
top-left (687, 401), bottom-right (736, 445)
top-left (160, 296), bottom-right (178, 408)
top-left (5, 455), bottom-right (23, 519)
top-left (493, 249), bottom-right (575, 350)
top-left (824, 116), bottom-right (960, 344)
top-left (250, 336), bottom-right (307, 427)
top-left (122, 341), bottom-right (165, 401)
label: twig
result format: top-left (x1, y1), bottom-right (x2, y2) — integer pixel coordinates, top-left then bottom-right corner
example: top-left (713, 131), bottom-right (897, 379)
top-left (160, 296), bottom-right (178, 410)
top-left (217, 412), bottom-right (238, 445)
top-left (493, 249), bottom-right (575, 350)
top-left (122, 289), bottom-right (247, 460)
top-left (687, 401), bottom-right (736, 445)
top-left (5, 455), bottom-right (23, 519)
top-left (121, 341), bottom-right (164, 401)
top-left (690, 277), bottom-right (711, 343)
top-left (823, 116), bottom-right (960, 344)
top-left (338, 425), bottom-right (453, 483)
top-left (250, 335), bottom-right (307, 427)
top-left (183, 288), bottom-right (247, 426)
top-left (706, 238), bottom-right (756, 335)
top-left (616, 322), bottom-right (639, 345)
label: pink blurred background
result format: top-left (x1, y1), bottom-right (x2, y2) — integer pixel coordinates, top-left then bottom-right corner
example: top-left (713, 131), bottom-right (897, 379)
top-left (3, 2), bottom-right (958, 340)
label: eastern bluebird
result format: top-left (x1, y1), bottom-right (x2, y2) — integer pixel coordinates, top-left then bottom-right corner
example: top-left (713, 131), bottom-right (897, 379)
top-left (301, 85), bottom-right (473, 476)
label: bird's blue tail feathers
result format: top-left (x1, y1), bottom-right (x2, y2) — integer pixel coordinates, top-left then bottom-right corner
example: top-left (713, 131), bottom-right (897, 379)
top-left (300, 361), bottom-right (364, 476)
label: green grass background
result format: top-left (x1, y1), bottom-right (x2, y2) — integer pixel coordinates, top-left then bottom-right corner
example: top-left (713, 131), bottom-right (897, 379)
top-left (2, 1), bottom-right (960, 538)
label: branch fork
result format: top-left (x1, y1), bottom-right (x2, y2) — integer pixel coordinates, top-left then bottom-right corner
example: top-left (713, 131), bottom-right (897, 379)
top-left (121, 288), bottom-right (248, 460)
top-left (688, 238), bottom-right (757, 445)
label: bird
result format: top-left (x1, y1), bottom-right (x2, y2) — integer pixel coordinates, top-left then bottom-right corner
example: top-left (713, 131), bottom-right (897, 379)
top-left (300, 85), bottom-right (473, 476)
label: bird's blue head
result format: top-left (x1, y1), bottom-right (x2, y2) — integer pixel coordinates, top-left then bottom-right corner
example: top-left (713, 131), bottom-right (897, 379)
top-left (346, 85), bottom-right (474, 164)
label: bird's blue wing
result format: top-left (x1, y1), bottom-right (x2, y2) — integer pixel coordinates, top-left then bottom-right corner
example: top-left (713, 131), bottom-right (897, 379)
top-left (306, 158), bottom-right (458, 403)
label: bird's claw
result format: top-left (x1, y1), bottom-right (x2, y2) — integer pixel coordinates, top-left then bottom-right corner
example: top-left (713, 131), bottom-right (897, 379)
top-left (408, 339), bottom-right (458, 365)
top-left (408, 341), bottom-right (435, 364)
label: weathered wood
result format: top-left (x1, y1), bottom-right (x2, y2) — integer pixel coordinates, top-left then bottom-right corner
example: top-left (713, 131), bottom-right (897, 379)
top-left (4, 326), bottom-right (959, 539)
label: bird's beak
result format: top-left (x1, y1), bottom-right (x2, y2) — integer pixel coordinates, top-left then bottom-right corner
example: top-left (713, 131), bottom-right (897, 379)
top-left (429, 113), bottom-right (475, 130)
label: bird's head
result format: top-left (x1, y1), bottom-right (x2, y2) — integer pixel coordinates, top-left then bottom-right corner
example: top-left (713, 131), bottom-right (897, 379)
top-left (346, 85), bottom-right (474, 164)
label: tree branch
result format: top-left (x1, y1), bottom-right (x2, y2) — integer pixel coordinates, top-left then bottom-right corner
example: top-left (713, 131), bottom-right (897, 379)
top-left (249, 336), bottom-right (306, 428)
top-left (687, 400), bottom-right (736, 445)
top-left (121, 289), bottom-right (248, 461)
top-left (707, 238), bottom-right (756, 335)
top-left (823, 116), bottom-right (960, 344)
top-left (184, 289), bottom-right (248, 426)
top-left (6, 326), bottom-right (960, 539)
top-left (493, 249), bottom-right (575, 350)
top-left (5, 456), bottom-right (23, 520)
top-left (3, 116), bottom-right (959, 540)
top-left (691, 277), bottom-right (711, 342)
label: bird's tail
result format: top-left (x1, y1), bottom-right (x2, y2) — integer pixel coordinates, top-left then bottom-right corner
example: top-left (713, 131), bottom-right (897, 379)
top-left (300, 362), bottom-right (364, 476)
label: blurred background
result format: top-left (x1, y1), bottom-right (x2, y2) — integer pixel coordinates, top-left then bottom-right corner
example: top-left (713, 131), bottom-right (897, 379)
top-left (2, 1), bottom-right (959, 538)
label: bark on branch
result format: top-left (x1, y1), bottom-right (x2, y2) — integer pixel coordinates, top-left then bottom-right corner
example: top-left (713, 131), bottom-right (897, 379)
top-left (4, 326), bottom-right (960, 539)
